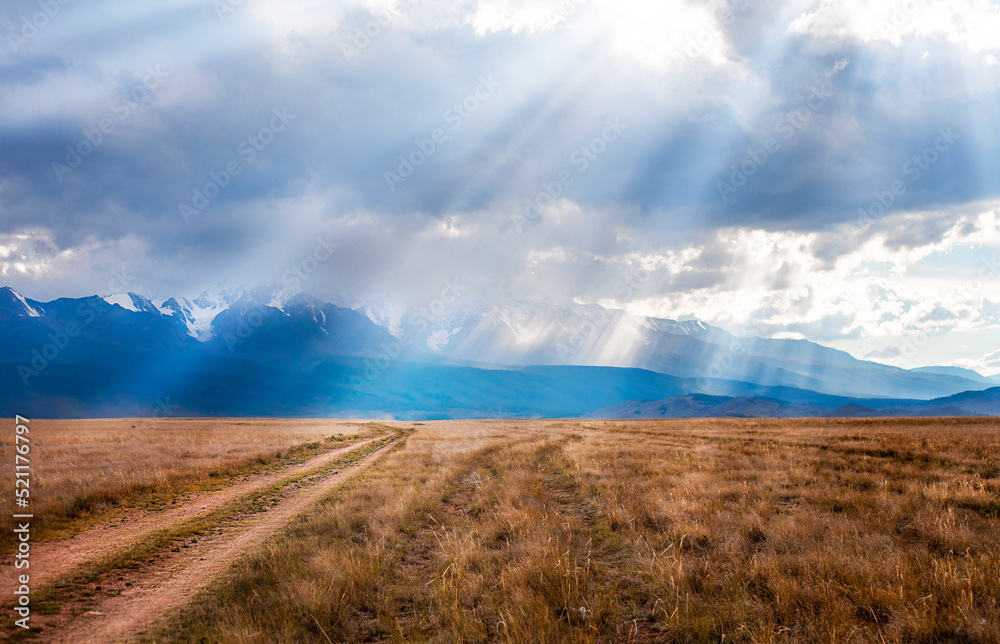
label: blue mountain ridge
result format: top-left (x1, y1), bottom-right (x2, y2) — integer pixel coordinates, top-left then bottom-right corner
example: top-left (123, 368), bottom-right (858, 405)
top-left (0, 286), bottom-right (996, 419)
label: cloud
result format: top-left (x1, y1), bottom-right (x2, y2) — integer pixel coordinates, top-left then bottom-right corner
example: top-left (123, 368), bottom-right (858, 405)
top-left (865, 345), bottom-right (902, 360)
top-left (428, 0), bottom-right (741, 74)
top-left (789, 0), bottom-right (1000, 53)
top-left (0, 0), bottom-right (999, 370)
top-left (946, 348), bottom-right (1000, 376)
top-left (0, 228), bottom-right (56, 279)
top-left (604, 203), bottom-right (1000, 345)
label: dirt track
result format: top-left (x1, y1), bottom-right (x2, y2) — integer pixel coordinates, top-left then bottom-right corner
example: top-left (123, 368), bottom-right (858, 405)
top-left (40, 438), bottom-right (397, 643)
top-left (0, 433), bottom-right (388, 600)
top-left (1, 432), bottom-right (397, 643)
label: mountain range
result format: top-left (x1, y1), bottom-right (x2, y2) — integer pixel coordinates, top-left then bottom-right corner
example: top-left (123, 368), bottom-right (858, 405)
top-left (1, 285), bottom-right (998, 419)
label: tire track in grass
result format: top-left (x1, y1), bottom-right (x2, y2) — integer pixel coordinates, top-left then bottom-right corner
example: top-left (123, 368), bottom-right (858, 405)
top-left (0, 434), bottom-right (391, 601)
top-left (38, 438), bottom-right (400, 643)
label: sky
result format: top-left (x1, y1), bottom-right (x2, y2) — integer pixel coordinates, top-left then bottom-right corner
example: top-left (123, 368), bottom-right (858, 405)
top-left (0, 0), bottom-right (999, 373)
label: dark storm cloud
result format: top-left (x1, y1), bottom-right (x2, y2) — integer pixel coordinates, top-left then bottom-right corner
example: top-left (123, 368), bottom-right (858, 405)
top-left (0, 0), bottom-right (998, 307)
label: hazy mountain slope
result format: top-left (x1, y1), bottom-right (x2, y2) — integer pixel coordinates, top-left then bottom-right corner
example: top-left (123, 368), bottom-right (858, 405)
top-left (910, 366), bottom-right (998, 386)
top-left (2, 286), bottom-right (996, 418)
top-left (399, 300), bottom-right (988, 399)
top-left (589, 395), bottom-right (829, 419)
top-left (588, 387), bottom-right (1000, 420)
top-left (204, 292), bottom-right (399, 367)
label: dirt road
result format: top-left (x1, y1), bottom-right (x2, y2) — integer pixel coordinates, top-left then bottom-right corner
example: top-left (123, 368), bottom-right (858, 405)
top-left (0, 433), bottom-right (389, 599)
top-left (1, 431), bottom-right (398, 642)
top-left (40, 438), bottom-right (397, 642)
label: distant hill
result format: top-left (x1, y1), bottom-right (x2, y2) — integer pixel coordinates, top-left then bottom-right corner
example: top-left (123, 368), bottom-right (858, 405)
top-left (910, 366), bottom-right (997, 386)
top-left (587, 388), bottom-right (1000, 420)
top-left (396, 300), bottom-right (992, 400)
top-left (589, 395), bottom-right (829, 419)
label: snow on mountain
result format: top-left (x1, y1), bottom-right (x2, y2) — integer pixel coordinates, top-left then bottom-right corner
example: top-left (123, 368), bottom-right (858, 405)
top-left (103, 293), bottom-right (138, 311)
top-left (268, 293), bottom-right (286, 312)
top-left (358, 297), bottom-right (405, 338)
top-left (160, 297), bottom-right (195, 328)
top-left (644, 317), bottom-right (710, 337)
top-left (426, 328), bottom-right (457, 351)
top-left (0, 286), bottom-right (43, 318)
top-left (160, 283), bottom-right (306, 342)
top-left (398, 299), bottom-right (658, 362)
top-left (2, 284), bottom-right (996, 405)
top-left (102, 293), bottom-right (160, 315)
top-left (491, 302), bottom-right (547, 345)
top-left (282, 293), bottom-right (327, 332)
top-left (160, 285), bottom-right (315, 342)
top-left (160, 284), bottom-right (250, 342)
top-left (159, 295), bottom-right (233, 342)
top-left (192, 283), bottom-right (246, 312)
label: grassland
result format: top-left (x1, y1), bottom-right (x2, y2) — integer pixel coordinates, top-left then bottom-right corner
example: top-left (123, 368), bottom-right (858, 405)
top-left (0, 418), bottom-right (376, 549)
top-left (160, 418), bottom-right (1000, 643)
top-left (3, 418), bottom-right (999, 642)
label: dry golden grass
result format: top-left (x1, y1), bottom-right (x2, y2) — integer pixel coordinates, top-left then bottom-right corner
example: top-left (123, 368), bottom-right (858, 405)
top-left (0, 418), bottom-right (373, 549)
top-left (159, 418), bottom-right (1000, 643)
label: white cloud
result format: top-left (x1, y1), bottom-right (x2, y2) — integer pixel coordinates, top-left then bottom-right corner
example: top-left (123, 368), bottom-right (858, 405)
top-left (789, 0), bottom-right (1000, 53)
top-left (0, 229), bottom-right (59, 279)
top-left (250, 0), bottom-right (346, 36)
top-left (6, 196), bottom-right (999, 371)
top-left (587, 0), bottom-right (737, 71)
top-left (604, 204), bottom-right (1000, 352)
top-left (946, 349), bottom-right (1000, 376)
top-left (0, 228), bottom-right (154, 298)
top-left (461, 0), bottom-right (586, 36)
top-left (335, 0), bottom-right (742, 72)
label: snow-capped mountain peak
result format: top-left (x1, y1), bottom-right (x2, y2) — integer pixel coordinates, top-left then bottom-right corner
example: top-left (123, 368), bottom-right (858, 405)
top-left (0, 286), bottom-right (43, 319)
top-left (643, 317), bottom-right (711, 337)
top-left (191, 283), bottom-right (247, 312)
top-left (358, 296), bottom-right (405, 338)
top-left (2, 284), bottom-right (996, 406)
top-left (160, 295), bottom-right (228, 342)
top-left (160, 283), bottom-right (290, 342)
top-left (101, 293), bottom-right (160, 315)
